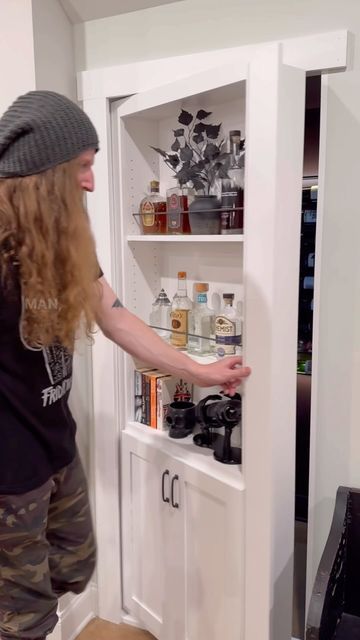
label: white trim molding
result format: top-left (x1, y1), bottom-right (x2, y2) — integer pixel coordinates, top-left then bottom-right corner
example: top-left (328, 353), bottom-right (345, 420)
top-left (78, 30), bottom-right (348, 101)
top-left (48, 583), bottom-right (98, 640)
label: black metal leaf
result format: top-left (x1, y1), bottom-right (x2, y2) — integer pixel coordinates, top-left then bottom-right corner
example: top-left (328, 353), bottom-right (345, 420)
top-left (193, 133), bottom-right (204, 144)
top-left (150, 146), bottom-right (167, 158)
top-left (196, 109), bottom-right (212, 120)
top-left (192, 177), bottom-right (205, 191)
top-left (193, 160), bottom-right (206, 171)
top-left (205, 124), bottom-right (221, 139)
top-left (193, 122), bottom-right (206, 134)
top-left (167, 154), bottom-right (180, 168)
top-left (178, 109), bottom-right (193, 126)
top-left (171, 139), bottom-right (180, 152)
top-left (203, 143), bottom-right (220, 160)
top-left (173, 128), bottom-right (184, 137)
top-left (217, 165), bottom-right (230, 179)
top-left (176, 165), bottom-right (193, 183)
top-left (180, 145), bottom-right (193, 162)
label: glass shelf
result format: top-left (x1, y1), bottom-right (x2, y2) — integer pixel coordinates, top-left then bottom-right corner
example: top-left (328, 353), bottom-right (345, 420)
top-left (127, 234), bottom-right (244, 242)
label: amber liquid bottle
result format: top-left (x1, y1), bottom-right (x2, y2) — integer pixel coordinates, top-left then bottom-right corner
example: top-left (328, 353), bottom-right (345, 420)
top-left (140, 180), bottom-right (167, 234)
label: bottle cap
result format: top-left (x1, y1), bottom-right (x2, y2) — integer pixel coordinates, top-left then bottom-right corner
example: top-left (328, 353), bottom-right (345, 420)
top-left (194, 282), bottom-right (209, 292)
top-left (223, 293), bottom-right (234, 299)
top-left (229, 130), bottom-right (241, 138)
top-left (150, 180), bottom-right (160, 192)
top-left (178, 271), bottom-right (186, 279)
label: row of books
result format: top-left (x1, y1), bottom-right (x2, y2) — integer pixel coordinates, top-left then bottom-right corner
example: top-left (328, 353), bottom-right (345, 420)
top-left (134, 366), bottom-right (193, 429)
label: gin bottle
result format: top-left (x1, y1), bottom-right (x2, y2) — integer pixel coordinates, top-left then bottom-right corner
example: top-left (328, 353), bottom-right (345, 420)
top-left (215, 293), bottom-right (242, 357)
top-left (188, 283), bottom-right (215, 355)
top-left (170, 271), bottom-right (192, 349)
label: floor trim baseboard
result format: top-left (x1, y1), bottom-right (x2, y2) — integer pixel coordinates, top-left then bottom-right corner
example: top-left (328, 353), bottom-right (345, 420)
top-left (48, 582), bottom-right (98, 640)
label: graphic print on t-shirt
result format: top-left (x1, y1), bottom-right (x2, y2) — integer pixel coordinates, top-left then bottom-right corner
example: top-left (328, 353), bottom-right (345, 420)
top-left (41, 345), bottom-right (72, 407)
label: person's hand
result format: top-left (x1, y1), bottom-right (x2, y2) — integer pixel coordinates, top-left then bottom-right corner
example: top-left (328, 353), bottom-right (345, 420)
top-left (190, 356), bottom-right (251, 396)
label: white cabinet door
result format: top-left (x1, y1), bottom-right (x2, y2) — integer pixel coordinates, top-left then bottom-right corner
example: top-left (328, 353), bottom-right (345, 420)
top-left (121, 432), bottom-right (169, 638)
top-left (180, 463), bottom-right (244, 640)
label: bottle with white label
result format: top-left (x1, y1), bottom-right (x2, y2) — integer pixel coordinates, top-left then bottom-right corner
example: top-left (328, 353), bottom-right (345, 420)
top-left (188, 283), bottom-right (215, 355)
top-left (215, 293), bottom-right (242, 358)
top-left (170, 271), bottom-right (192, 349)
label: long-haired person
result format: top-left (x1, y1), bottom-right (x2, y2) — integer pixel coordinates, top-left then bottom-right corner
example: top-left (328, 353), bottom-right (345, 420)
top-left (0, 91), bottom-right (250, 640)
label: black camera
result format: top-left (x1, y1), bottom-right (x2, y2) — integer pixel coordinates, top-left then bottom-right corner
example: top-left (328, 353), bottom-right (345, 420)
top-left (193, 393), bottom-right (242, 464)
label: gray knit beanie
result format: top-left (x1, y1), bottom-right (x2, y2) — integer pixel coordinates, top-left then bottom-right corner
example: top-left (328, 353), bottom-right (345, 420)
top-left (0, 90), bottom-right (99, 177)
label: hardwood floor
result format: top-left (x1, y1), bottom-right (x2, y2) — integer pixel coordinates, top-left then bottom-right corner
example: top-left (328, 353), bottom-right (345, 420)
top-left (76, 618), bottom-right (155, 640)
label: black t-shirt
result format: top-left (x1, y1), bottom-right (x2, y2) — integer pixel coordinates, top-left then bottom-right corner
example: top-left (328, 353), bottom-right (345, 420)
top-left (0, 268), bottom-right (102, 495)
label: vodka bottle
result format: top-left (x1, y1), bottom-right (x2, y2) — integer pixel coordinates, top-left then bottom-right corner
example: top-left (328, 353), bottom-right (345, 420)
top-left (215, 293), bottom-right (242, 357)
top-left (170, 271), bottom-right (192, 349)
top-left (221, 130), bottom-right (244, 234)
top-left (188, 283), bottom-right (215, 355)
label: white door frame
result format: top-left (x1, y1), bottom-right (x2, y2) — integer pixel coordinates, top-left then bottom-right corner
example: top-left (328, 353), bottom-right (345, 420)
top-left (78, 29), bottom-right (348, 631)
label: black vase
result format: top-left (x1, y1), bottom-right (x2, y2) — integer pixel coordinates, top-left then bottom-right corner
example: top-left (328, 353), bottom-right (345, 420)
top-left (188, 195), bottom-right (221, 234)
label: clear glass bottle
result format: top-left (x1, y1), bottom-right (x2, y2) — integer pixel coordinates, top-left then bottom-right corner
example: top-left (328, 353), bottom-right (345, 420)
top-left (166, 186), bottom-right (193, 235)
top-left (215, 293), bottom-right (242, 357)
top-left (139, 180), bottom-right (167, 234)
top-left (220, 130), bottom-right (244, 234)
top-left (149, 288), bottom-right (172, 341)
top-left (170, 271), bottom-right (192, 349)
top-left (188, 283), bottom-right (215, 355)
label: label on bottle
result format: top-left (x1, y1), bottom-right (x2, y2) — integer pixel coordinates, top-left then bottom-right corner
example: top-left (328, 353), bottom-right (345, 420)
top-left (167, 193), bottom-right (182, 231)
top-left (141, 200), bottom-right (155, 226)
top-left (303, 209), bottom-right (316, 224)
top-left (215, 315), bottom-right (241, 355)
top-left (170, 309), bottom-right (188, 348)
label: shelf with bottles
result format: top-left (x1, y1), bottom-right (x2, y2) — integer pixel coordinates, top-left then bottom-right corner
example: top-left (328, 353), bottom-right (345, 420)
top-left (117, 81), bottom-right (246, 240)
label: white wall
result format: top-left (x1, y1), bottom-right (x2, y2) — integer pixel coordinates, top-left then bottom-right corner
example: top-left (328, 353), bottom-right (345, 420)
top-left (74, 0), bottom-right (360, 615)
top-left (32, 0), bottom-right (77, 100)
top-left (0, 0), bottom-right (36, 115)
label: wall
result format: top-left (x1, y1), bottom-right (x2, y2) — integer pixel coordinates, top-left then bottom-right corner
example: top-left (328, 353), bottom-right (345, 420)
top-left (74, 0), bottom-right (360, 614)
top-left (0, 0), bottom-right (36, 115)
top-left (32, 0), bottom-right (76, 99)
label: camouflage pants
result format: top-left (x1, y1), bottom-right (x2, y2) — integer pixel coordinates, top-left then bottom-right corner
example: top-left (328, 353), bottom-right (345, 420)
top-left (0, 452), bottom-right (96, 640)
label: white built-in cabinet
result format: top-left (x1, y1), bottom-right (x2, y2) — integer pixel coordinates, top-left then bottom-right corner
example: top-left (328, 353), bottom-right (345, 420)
top-left (122, 429), bottom-right (244, 640)
top-left (81, 32), bottom-right (348, 640)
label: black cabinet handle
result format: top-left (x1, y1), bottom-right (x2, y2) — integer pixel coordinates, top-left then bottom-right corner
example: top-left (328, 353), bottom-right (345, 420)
top-left (162, 469), bottom-right (170, 503)
top-left (171, 474), bottom-right (179, 509)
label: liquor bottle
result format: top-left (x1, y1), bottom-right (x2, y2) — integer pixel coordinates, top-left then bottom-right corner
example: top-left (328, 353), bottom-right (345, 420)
top-left (188, 283), bottom-right (215, 355)
top-left (170, 271), bottom-right (192, 349)
top-left (149, 288), bottom-right (172, 341)
top-left (139, 180), bottom-right (167, 234)
top-left (215, 293), bottom-right (242, 357)
top-left (220, 130), bottom-right (244, 234)
top-left (166, 186), bottom-right (193, 234)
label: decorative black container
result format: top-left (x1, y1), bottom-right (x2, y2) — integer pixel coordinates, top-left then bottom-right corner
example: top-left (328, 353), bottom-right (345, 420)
top-left (188, 195), bottom-right (221, 234)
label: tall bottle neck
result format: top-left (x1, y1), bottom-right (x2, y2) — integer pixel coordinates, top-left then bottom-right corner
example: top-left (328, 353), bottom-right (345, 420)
top-left (177, 278), bottom-right (188, 296)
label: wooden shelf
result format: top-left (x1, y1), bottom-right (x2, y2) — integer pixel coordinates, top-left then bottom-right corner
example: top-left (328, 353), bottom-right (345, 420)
top-left (127, 234), bottom-right (244, 243)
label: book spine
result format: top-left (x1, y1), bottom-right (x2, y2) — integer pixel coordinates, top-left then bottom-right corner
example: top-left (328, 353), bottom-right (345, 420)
top-left (150, 374), bottom-right (158, 429)
top-left (141, 372), bottom-right (147, 424)
top-left (156, 375), bottom-right (172, 430)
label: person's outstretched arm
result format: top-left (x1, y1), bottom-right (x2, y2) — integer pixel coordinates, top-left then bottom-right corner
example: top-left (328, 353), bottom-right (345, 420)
top-left (95, 276), bottom-right (251, 395)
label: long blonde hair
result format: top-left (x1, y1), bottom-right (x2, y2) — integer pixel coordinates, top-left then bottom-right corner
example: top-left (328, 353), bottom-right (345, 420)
top-left (0, 159), bottom-right (100, 350)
